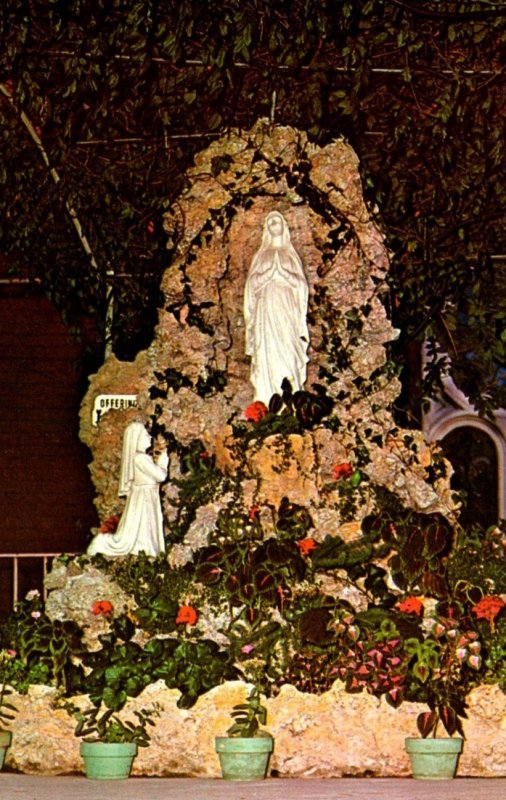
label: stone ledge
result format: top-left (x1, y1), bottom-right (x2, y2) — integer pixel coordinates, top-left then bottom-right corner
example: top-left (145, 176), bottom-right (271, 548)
top-left (4, 681), bottom-right (505, 777)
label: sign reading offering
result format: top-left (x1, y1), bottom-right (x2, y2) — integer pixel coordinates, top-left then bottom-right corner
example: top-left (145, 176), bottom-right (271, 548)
top-left (92, 394), bottom-right (138, 426)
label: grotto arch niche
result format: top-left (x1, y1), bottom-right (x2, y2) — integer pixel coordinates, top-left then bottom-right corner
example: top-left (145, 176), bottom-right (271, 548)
top-left (423, 347), bottom-right (506, 526)
top-left (80, 120), bottom-right (457, 553)
top-left (430, 416), bottom-right (504, 527)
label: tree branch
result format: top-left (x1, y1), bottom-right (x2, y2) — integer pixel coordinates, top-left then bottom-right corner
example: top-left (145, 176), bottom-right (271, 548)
top-left (0, 81), bottom-right (113, 358)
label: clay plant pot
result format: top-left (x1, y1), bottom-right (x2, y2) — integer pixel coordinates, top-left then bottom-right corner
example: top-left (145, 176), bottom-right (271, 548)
top-left (405, 736), bottom-right (463, 780)
top-left (215, 735), bottom-right (273, 781)
top-left (80, 741), bottom-right (137, 780)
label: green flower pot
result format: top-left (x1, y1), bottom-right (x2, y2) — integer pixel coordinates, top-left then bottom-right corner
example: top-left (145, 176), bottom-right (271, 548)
top-left (80, 741), bottom-right (137, 780)
top-left (405, 737), bottom-right (463, 780)
top-left (215, 736), bottom-right (273, 781)
top-left (0, 731), bottom-right (12, 770)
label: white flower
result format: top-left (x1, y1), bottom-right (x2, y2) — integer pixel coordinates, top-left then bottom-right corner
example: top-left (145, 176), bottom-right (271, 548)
top-left (167, 544), bottom-right (194, 568)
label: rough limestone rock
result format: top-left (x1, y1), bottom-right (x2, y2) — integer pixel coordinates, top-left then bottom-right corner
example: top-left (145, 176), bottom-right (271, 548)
top-left (80, 119), bottom-right (456, 538)
top-left (5, 682), bottom-right (505, 777)
top-left (45, 560), bottom-right (134, 648)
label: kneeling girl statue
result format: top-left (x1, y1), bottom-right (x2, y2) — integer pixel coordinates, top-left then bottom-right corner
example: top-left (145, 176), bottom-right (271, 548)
top-left (87, 421), bottom-right (168, 557)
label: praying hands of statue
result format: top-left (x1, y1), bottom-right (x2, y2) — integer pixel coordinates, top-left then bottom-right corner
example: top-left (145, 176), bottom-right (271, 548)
top-left (151, 434), bottom-right (168, 463)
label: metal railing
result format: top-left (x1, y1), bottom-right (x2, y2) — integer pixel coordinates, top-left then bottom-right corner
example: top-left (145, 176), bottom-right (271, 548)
top-left (0, 552), bottom-right (73, 609)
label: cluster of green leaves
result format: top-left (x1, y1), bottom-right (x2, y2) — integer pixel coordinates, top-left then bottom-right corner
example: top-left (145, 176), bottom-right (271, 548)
top-left (226, 686), bottom-right (269, 738)
top-left (0, 592), bottom-right (85, 696)
top-left (81, 614), bottom-right (238, 710)
top-left (447, 523), bottom-right (506, 594)
top-left (360, 488), bottom-right (455, 598)
top-left (195, 502), bottom-right (307, 622)
top-left (0, 1), bottom-right (504, 410)
top-left (69, 701), bottom-right (160, 746)
top-left (94, 551), bottom-right (187, 634)
top-left (232, 379), bottom-right (335, 447)
top-left (167, 438), bottom-right (231, 542)
top-left (149, 365), bottom-right (227, 401)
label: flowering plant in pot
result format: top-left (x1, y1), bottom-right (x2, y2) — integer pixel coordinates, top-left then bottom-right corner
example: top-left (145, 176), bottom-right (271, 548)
top-left (403, 599), bottom-right (486, 780)
top-left (215, 686), bottom-right (273, 781)
top-left (67, 701), bottom-right (161, 780)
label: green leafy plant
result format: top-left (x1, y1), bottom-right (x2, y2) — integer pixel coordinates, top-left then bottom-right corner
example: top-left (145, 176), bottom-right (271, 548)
top-left (68, 702), bottom-right (161, 746)
top-left (226, 686), bottom-right (270, 738)
top-left (0, 590), bottom-right (85, 696)
top-left (402, 598), bottom-right (489, 738)
top-left (78, 613), bottom-right (238, 711)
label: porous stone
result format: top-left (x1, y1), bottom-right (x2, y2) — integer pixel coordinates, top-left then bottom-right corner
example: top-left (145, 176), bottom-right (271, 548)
top-left (4, 682), bottom-right (505, 777)
top-left (45, 560), bottom-right (134, 649)
top-left (80, 119), bottom-right (456, 542)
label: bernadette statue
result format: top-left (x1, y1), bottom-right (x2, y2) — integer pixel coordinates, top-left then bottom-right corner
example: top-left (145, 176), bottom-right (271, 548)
top-left (87, 421), bottom-right (168, 558)
top-left (244, 211), bottom-right (309, 404)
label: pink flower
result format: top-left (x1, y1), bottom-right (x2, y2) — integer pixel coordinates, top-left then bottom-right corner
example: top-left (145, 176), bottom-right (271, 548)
top-left (456, 647), bottom-right (468, 662)
top-left (241, 644), bottom-right (255, 655)
top-left (468, 654), bottom-right (482, 670)
top-left (31, 611), bottom-right (42, 619)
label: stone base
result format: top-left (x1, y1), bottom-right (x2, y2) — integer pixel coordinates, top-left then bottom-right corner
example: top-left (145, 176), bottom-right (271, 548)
top-left (5, 681), bottom-right (505, 777)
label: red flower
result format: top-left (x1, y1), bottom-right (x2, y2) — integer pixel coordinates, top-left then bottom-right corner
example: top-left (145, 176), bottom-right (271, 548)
top-left (396, 596), bottom-right (424, 616)
top-left (243, 401), bottom-right (268, 422)
top-left (297, 537), bottom-right (317, 556)
top-left (332, 463), bottom-right (353, 481)
top-left (471, 595), bottom-right (506, 631)
top-left (249, 505), bottom-right (260, 521)
top-left (99, 515), bottom-right (121, 533)
top-left (91, 600), bottom-right (113, 617)
top-left (176, 605), bottom-right (198, 626)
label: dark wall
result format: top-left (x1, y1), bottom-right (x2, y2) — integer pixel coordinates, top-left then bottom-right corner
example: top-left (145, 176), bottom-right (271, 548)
top-left (0, 264), bottom-right (98, 611)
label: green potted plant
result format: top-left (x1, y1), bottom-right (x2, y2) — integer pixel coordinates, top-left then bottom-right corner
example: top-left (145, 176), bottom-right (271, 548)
top-left (405, 700), bottom-right (466, 780)
top-left (0, 649), bottom-right (18, 770)
top-left (403, 610), bottom-right (480, 780)
top-left (68, 701), bottom-right (161, 780)
top-left (215, 686), bottom-right (274, 781)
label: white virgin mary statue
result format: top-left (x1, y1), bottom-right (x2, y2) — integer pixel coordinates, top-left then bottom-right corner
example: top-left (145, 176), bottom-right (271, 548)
top-left (87, 421), bottom-right (168, 558)
top-left (244, 211), bottom-right (309, 404)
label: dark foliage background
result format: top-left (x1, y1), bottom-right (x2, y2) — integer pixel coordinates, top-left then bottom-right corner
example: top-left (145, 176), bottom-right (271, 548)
top-left (0, 0), bottom-right (505, 417)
